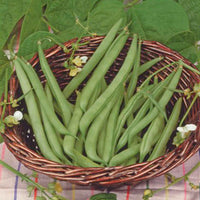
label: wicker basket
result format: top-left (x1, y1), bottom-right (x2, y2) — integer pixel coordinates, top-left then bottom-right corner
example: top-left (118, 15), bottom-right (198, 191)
top-left (1, 36), bottom-right (200, 189)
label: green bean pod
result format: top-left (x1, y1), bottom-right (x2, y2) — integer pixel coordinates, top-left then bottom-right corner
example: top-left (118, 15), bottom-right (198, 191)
top-left (39, 102), bottom-right (72, 165)
top-left (102, 93), bottom-right (123, 164)
top-left (138, 56), bottom-right (163, 75)
top-left (97, 125), bottom-right (107, 159)
top-left (38, 42), bottom-right (72, 126)
top-left (79, 34), bottom-right (138, 138)
top-left (63, 18), bottom-right (123, 98)
top-left (109, 143), bottom-right (140, 166)
top-left (148, 97), bottom-right (182, 161)
top-left (14, 59), bottom-right (61, 163)
top-left (63, 92), bottom-right (83, 159)
top-left (139, 114), bottom-right (165, 162)
top-left (44, 83), bottom-right (63, 145)
top-left (72, 150), bottom-right (101, 168)
top-left (87, 84), bottom-right (101, 108)
top-left (126, 38), bottom-right (141, 99)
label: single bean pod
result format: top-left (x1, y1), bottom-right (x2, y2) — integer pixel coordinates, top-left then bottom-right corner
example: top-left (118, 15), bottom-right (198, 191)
top-left (14, 58), bottom-right (61, 163)
top-left (97, 125), bottom-right (107, 159)
top-left (138, 56), bottom-right (163, 75)
top-left (148, 97), bottom-right (182, 161)
top-left (87, 83), bottom-right (101, 108)
top-left (139, 114), bottom-right (165, 162)
top-left (63, 92), bottom-right (83, 159)
top-left (72, 150), bottom-right (101, 168)
top-left (63, 18), bottom-right (123, 98)
top-left (38, 42), bottom-right (72, 126)
top-left (44, 83), bottom-right (54, 110)
top-left (79, 34), bottom-right (138, 138)
top-left (109, 143), bottom-right (140, 166)
top-left (126, 38), bottom-right (141, 99)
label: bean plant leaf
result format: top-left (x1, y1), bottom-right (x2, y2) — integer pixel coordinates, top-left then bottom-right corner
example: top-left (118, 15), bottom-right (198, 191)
top-left (20, 0), bottom-right (48, 44)
top-left (57, 22), bottom-right (89, 43)
top-left (0, 50), bottom-right (12, 98)
top-left (128, 0), bottom-right (190, 43)
top-left (72, 0), bottom-right (99, 21)
top-left (0, 0), bottom-right (31, 49)
top-left (44, 0), bottom-right (75, 32)
top-left (178, 0), bottom-right (200, 40)
top-left (18, 31), bottom-right (62, 59)
top-left (90, 193), bottom-right (117, 200)
top-left (88, 0), bottom-right (127, 35)
top-left (166, 31), bottom-right (197, 63)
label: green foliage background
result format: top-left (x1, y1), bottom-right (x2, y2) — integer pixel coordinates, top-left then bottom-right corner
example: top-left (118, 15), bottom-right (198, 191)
top-left (0, 0), bottom-right (200, 98)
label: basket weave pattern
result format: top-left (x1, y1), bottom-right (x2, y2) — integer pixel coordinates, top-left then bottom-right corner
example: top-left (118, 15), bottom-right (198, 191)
top-left (1, 36), bottom-right (200, 188)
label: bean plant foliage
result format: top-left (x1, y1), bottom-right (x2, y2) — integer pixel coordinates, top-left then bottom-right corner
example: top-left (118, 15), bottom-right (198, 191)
top-left (0, 0), bottom-right (199, 91)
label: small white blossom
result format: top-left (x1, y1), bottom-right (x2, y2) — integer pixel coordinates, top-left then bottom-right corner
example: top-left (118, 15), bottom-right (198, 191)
top-left (80, 56), bottom-right (88, 64)
top-left (13, 111), bottom-right (23, 121)
top-left (177, 124), bottom-right (197, 138)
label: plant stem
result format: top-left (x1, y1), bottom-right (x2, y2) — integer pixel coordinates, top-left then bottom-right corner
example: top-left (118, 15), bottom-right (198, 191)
top-left (125, 0), bottom-right (141, 8)
top-left (0, 160), bottom-right (53, 199)
top-left (179, 93), bottom-right (198, 126)
top-left (139, 61), bottom-right (179, 89)
top-left (152, 161), bottom-right (200, 195)
top-left (1, 68), bottom-right (8, 122)
top-left (42, 16), bottom-right (60, 33)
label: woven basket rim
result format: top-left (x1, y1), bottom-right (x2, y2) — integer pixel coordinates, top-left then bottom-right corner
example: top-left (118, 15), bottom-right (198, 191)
top-left (2, 35), bottom-right (200, 188)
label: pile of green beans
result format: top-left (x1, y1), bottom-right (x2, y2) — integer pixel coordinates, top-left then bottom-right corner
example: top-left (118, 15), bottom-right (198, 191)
top-left (14, 19), bottom-right (187, 167)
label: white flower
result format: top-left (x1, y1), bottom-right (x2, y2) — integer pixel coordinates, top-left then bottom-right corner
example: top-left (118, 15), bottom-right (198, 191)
top-left (177, 124), bottom-right (197, 138)
top-left (13, 111), bottom-right (23, 121)
top-left (80, 56), bottom-right (88, 64)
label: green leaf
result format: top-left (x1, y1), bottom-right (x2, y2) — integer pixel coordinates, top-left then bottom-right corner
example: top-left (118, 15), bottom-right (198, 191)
top-left (20, 0), bottom-right (48, 44)
top-left (166, 31), bottom-right (197, 63)
top-left (18, 31), bottom-right (61, 59)
top-left (72, 0), bottom-right (99, 21)
top-left (90, 193), bottom-right (117, 200)
top-left (0, 0), bottom-right (31, 49)
top-left (129, 0), bottom-right (190, 43)
top-left (57, 22), bottom-right (89, 43)
top-left (88, 0), bottom-right (127, 35)
top-left (44, 0), bottom-right (75, 31)
top-left (0, 50), bottom-right (12, 98)
top-left (178, 0), bottom-right (200, 40)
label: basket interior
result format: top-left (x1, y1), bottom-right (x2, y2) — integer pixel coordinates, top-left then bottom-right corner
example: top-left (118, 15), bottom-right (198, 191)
top-left (3, 36), bottom-right (200, 187)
